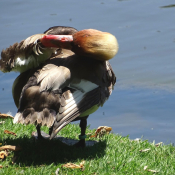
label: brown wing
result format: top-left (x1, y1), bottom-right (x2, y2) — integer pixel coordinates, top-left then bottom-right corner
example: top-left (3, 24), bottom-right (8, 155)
top-left (0, 34), bottom-right (54, 73)
top-left (12, 68), bottom-right (37, 108)
top-left (37, 64), bottom-right (71, 92)
top-left (13, 63), bottom-right (71, 127)
top-left (1, 26), bottom-right (79, 73)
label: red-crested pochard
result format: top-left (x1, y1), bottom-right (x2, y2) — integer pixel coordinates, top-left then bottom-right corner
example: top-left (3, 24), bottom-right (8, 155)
top-left (0, 26), bottom-right (118, 147)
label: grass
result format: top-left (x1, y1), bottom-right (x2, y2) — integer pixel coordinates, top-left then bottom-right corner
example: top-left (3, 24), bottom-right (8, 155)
top-left (0, 118), bottom-right (175, 175)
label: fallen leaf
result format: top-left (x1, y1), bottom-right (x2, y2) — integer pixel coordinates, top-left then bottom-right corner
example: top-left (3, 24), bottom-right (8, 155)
top-left (139, 148), bottom-right (151, 152)
top-left (0, 151), bottom-right (8, 159)
top-left (55, 168), bottom-right (60, 175)
top-left (62, 160), bottom-right (85, 169)
top-left (132, 138), bottom-right (141, 142)
top-left (144, 166), bottom-right (159, 173)
top-left (0, 165), bottom-right (3, 169)
top-left (0, 145), bottom-right (22, 151)
top-left (90, 126), bottom-right (112, 138)
top-left (79, 160), bottom-right (85, 167)
top-left (62, 163), bottom-right (81, 169)
top-left (155, 142), bottom-right (163, 147)
top-left (147, 169), bottom-right (159, 173)
top-left (4, 130), bottom-right (17, 136)
top-left (39, 165), bottom-right (45, 167)
top-left (86, 133), bottom-right (93, 137)
top-left (144, 166), bottom-right (148, 170)
top-left (0, 113), bottom-right (13, 119)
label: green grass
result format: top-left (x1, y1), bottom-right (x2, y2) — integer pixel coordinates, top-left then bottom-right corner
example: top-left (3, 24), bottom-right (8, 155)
top-left (0, 118), bottom-right (175, 175)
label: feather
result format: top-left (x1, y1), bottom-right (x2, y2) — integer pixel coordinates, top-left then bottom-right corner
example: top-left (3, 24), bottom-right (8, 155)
top-left (0, 34), bottom-right (54, 73)
top-left (38, 64), bottom-right (71, 92)
top-left (50, 87), bottom-right (101, 139)
top-left (29, 112), bottom-right (38, 124)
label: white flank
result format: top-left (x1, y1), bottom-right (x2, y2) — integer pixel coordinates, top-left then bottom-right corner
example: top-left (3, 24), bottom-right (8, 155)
top-left (60, 80), bottom-right (99, 120)
top-left (70, 79), bottom-right (98, 93)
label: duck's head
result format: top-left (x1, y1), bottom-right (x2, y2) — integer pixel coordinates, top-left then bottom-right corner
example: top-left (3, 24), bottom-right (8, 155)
top-left (40, 29), bottom-right (119, 61)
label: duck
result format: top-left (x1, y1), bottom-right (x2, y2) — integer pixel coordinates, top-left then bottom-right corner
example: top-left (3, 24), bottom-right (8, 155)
top-left (0, 26), bottom-right (118, 147)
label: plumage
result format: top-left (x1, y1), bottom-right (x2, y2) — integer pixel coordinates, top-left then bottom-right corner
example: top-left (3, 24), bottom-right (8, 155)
top-left (0, 26), bottom-right (118, 147)
top-left (0, 34), bottom-right (53, 73)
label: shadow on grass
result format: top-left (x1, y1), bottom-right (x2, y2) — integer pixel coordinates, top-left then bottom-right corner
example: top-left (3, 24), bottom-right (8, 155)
top-left (2, 136), bottom-right (107, 166)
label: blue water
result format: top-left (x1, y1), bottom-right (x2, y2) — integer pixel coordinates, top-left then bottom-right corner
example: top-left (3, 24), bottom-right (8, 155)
top-left (0, 0), bottom-right (175, 144)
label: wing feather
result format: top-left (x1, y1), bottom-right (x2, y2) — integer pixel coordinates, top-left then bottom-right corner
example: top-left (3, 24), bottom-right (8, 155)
top-left (50, 87), bottom-right (101, 139)
top-left (37, 64), bottom-right (71, 92)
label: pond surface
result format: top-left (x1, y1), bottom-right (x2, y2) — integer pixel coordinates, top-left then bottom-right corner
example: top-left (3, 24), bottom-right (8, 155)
top-left (0, 0), bottom-right (175, 144)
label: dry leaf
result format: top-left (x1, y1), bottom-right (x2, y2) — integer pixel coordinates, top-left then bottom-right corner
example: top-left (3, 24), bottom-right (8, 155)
top-left (90, 126), bottom-right (112, 138)
top-left (0, 165), bottom-right (3, 169)
top-left (0, 145), bottom-right (22, 151)
top-left (132, 138), bottom-right (141, 142)
top-left (0, 151), bottom-right (8, 159)
top-left (0, 113), bottom-right (13, 119)
top-left (144, 166), bottom-right (159, 173)
top-left (139, 148), bottom-right (151, 152)
top-left (4, 130), bottom-right (17, 136)
top-left (155, 142), bottom-right (163, 147)
top-left (62, 163), bottom-right (81, 169)
top-left (62, 160), bottom-right (85, 169)
top-left (86, 133), bottom-right (93, 136)
top-left (55, 167), bottom-right (60, 175)
top-left (144, 166), bottom-right (148, 170)
top-left (79, 160), bottom-right (85, 167)
top-left (147, 169), bottom-right (159, 173)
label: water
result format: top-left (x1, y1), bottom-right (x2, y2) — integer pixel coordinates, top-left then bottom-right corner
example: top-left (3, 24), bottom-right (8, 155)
top-left (0, 0), bottom-right (175, 144)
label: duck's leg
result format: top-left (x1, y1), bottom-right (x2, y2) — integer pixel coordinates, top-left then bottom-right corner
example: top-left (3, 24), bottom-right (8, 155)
top-left (74, 116), bottom-right (88, 148)
top-left (36, 125), bottom-right (43, 139)
top-left (49, 125), bottom-right (53, 136)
